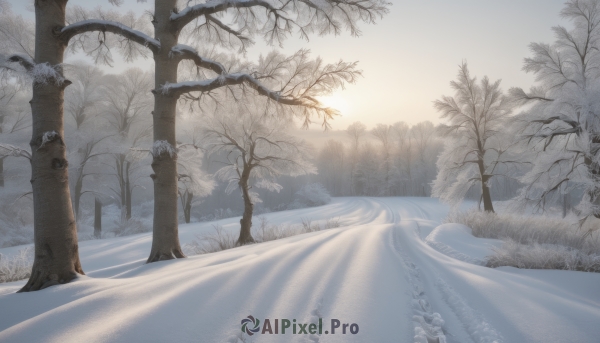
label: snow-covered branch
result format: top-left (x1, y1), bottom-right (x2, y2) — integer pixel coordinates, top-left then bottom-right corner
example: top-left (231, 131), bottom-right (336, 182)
top-left (172, 0), bottom-right (279, 27)
top-left (6, 54), bottom-right (33, 71)
top-left (59, 19), bottom-right (160, 54)
top-left (0, 143), bottom-right (31, 160)
top-left (170, 44), bottom-right (226, 75)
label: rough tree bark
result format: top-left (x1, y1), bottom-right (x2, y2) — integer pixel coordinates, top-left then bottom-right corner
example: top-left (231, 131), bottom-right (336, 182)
top-left (147, 0), bottom-right (184, 262)
top-left (20, 0), bottom-right (83, 292)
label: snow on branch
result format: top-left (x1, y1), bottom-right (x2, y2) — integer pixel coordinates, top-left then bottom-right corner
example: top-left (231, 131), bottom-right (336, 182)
top-left (170, 44), bottom-right (226, 75)
top-left (0, 144), bottom-right (31, 160)
top-left (171, 0), bottom-right (278, 24)
top-left (6, 54), bottom-right (33, 71)
top-left (59, 19), bottom-right (160, 54)
top-left (39, 131), bottom-right (60, 150)
top-left (30, 63), bottom-right (69, 86)
top-left (163, 49), bottom-right (361, 127)
top-left (152, 140), bottom-right (177, 158)
top-left (161, 73), bottom-right (327, 112)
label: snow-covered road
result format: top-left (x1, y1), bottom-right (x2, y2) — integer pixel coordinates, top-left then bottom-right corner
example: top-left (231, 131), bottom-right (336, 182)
top-left (0, 197), bottom-right (599, 343)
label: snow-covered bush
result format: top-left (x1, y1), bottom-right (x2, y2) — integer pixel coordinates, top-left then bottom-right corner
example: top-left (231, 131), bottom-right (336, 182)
top-left (0, 247), bottom-right (33, 283)
top-left (447, 209), bottom-right (600, 272)
top-left (487, 240), bottom-right (600, 272)
top-left (289, 183), bottom-right (331, 209)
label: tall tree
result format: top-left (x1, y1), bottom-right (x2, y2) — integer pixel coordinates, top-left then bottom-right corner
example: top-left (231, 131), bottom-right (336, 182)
top-left (511, 0), bottom-right (600, 227)
top-left (432, 63), bottom-right (512, 212)
top-left (63, 0), bottom-right (388, 262)
top-left (204, 102), bottom-right (316, 245)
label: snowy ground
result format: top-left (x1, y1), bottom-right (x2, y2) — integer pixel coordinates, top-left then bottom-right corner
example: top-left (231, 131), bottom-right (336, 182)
top-left (0, 197), bottom-right (599, 343)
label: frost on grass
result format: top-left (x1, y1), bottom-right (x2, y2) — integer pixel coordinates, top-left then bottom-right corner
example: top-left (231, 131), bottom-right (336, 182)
top-left (487, 240), bottom-right (600, 272)
top-left (182, 217), bottom-right (341, 256)
top-left (151, 140), bottom-right (177, 158)
top-left (446, 209), bottom-right (600, 272)
top-left (0, 247), bottom-right (33, 283)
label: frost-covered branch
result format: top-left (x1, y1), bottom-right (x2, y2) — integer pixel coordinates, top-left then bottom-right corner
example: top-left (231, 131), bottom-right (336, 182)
top-left (170, 44), bottom-right (226, 75)
top-left (59, 19), bottom-right (160, 54)
top-left (0, 144), bottom-right (31, 160)
top-left (172, 0), bottom-right (390, 47)
top-left (6, 54), bottom-right (33, 71)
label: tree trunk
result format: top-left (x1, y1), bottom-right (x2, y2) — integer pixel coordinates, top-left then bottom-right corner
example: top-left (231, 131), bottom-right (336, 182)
top-left (147, 0), bottom-right (185, 262)
top-left (20, 0), bottom-right (83, 292)
top-left (73, 172), bottom-right (82, 221)
top-left (480, 174), bottom-right (494, 213)
top-left (94, 197), bottom-right (102, 239)
top-left (0, 116), bottom-right (3, 187)
top-left (0, 158), bottom-right (4, 188)
top-left (237, 169), bottom-right (255, 246)
top-left (183, 191), bottom-right (192, 224)
top-left (125, 167), bottom-right (132, 221)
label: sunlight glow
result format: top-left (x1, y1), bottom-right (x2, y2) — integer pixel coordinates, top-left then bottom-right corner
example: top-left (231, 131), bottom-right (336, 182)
top-left (318, 93), bottom-right (351, 117)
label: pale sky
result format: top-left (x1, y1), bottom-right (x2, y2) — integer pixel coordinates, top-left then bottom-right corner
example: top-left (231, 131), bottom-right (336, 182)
top-left (11, 0), bottom-right (568, 130)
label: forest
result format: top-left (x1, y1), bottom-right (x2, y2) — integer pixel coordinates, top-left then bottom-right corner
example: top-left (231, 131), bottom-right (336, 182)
top-left (0, 1), bottom-right (599, 342)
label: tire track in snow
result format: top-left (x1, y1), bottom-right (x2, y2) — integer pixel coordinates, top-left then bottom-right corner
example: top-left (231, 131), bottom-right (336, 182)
top-left (381, 198), bottom-right (503, 343)
top-left (382, 199), bottom-right (448, 343)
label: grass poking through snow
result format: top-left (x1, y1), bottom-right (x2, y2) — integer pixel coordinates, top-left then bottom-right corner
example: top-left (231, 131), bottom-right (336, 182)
top-left (446, 209), bottom-right (600, 272)
top-left (0, 247), bottom-right (33, 283)
top-left (183, 217), bottom-right (341, 256)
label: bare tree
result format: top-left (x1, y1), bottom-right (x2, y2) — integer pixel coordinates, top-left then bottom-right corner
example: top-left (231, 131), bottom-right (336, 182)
top-left (432, 62), bottom-right (513, 212)
top-left (346, 121), bottom-right (367, 195)
top-left (103, 68), bottom-right (153, 221)
top-left (65, 62), bottom-right (104, 130)
top-left (69, 134), bottom-right (112, 222)
top-left (371, 124), bottom-right (393, 195)
top-left (204, 102), bottom-right (316, 245)
top-left (177, 143), bottom-right (214, 224)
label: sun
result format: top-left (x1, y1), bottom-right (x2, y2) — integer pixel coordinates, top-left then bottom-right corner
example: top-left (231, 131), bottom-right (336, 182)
top-left (317, 93), bottom-right (350, 116)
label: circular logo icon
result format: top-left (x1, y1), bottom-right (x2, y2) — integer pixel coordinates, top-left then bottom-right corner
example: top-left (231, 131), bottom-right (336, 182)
top-left (241, 315), bottom-right (261, 336)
